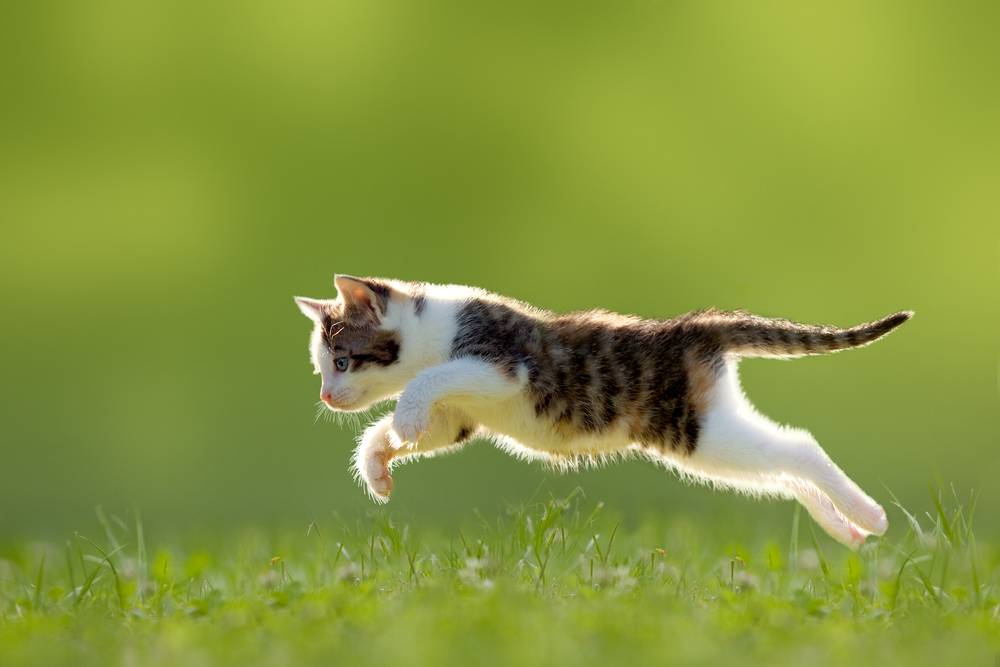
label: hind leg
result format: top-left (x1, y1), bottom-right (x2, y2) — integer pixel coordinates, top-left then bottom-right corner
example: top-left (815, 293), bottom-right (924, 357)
top-left (785, 478), bottom-right (871, 548)
top-left (784, 439), bottom-right (887, 537)
top-left (678, 365), bottom-right (887, 547)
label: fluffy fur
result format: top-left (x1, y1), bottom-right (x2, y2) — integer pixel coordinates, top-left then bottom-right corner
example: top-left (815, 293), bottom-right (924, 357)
top-left (295, 275), bottom-right (912, 549)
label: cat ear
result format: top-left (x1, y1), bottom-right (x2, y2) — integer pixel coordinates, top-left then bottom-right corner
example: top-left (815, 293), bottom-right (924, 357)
top-left (293, 296), bottom-right (328, 322)
top-left (334, 275), bottom-right (391, 322)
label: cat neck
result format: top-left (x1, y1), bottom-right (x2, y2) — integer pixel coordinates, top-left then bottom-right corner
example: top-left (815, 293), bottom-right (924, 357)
top-left (390, 284), bottom-right (469, 374)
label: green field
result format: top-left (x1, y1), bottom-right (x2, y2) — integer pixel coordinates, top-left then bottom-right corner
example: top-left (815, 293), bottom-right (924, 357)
top-left (1, 492), bottom-right (996, 667)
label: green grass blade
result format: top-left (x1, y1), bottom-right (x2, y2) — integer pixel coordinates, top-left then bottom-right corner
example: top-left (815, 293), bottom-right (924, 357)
top-left (75, 534), bottom-right (127, 613)
top-left (64, 541), bottom-right (76, 596)
top-left (33, 554), bottom-right (45, 611)
top-left (135, 510), bottom-right (147, 605)
top-left (788, 504), bottom-right (800, 579)
top-left (928, 484), bottom-right (956, 545)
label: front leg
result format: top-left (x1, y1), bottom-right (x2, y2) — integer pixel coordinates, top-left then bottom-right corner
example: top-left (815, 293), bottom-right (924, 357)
top-left (353, 407), bottom-right (480, 503)
top-left (353, 414), bottom-right (398, 503)
top-left (393, 357), bottom-right (522, 443)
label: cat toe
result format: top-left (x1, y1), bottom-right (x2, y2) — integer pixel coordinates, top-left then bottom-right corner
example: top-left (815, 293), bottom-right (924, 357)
top-left (847, 523), bottom-right (869, 550)
top-left (368, 473), bottom-right (393, 500)
top-left (869, 505), bottom-right (888, 536)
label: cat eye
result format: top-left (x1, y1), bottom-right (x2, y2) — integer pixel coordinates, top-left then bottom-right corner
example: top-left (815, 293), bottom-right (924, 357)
top-left (334, 356), bottom-right (350, 372)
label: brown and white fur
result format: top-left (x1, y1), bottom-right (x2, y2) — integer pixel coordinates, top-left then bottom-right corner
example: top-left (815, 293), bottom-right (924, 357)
top-left (295, 275), bottom-right (912, 549)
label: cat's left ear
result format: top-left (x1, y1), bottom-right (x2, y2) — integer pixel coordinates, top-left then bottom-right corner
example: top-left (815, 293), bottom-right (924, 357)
top-left (293, 296), bottom-right (328, 322)
top-left (334, 275), bottom-right (393, 323)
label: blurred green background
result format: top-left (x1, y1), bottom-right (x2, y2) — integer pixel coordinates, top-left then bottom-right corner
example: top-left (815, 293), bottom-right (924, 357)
top-left (1, 1), bottom-right (997, 541)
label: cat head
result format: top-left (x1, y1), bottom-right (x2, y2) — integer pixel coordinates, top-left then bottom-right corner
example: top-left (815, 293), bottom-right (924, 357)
top-left (295, 275), bottom-right (411, 412)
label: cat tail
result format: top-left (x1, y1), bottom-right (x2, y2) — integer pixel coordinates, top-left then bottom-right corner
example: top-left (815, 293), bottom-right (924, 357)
top-left (704, 309), bottom-right (913, 359)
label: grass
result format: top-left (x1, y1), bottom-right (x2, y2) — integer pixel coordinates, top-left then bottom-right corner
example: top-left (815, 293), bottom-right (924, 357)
top-left (0, 489), bottom-right (997, 667)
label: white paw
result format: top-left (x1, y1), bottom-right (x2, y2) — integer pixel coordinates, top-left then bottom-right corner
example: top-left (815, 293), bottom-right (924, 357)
top-left (393, 406), bottom-right (430, 444)
top-left (368, 469), bottom-right (393, 501)
top-left (354, 420), bottom-right (397, 503)
top-left (867, 504), bottom-right (889, 536)
top-left (846, 522), bottom-right (871, 550)
top-left (839, 493), bottom-right (889, 536)
top-left (361, 448), bottom-right (394, 502)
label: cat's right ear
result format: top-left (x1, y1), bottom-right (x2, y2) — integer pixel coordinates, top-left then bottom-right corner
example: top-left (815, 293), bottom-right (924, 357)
top-left (294, 296), bottom-right (327, 322)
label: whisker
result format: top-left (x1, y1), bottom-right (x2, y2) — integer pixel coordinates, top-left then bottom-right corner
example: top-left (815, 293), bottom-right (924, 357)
top-left (311, 396), bottom-right (399, 429)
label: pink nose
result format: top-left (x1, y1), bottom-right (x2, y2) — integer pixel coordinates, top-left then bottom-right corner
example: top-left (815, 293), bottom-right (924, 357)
top-left (321, 392), bottom-right (334, 406)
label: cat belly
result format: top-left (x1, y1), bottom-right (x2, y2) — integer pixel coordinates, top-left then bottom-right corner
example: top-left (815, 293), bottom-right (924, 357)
top-left (452, 393), bottom-right (636, 458)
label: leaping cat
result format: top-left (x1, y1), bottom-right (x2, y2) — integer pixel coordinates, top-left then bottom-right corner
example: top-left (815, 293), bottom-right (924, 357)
top-left (295, 275), bottom-right (911, 548)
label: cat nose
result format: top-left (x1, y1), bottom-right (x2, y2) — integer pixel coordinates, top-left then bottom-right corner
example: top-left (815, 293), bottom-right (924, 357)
top-left (321, 391), bottom-right (334, 406)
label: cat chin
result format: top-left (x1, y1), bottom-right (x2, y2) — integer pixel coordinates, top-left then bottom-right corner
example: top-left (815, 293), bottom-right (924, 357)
top-left (324, 401), bottom-right (365, 413)
top-left (324, 392), bottom-right (382, 413)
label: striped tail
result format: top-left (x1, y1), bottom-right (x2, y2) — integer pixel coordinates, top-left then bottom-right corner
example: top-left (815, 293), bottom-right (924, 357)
top-left (708, 310), bottom-right (913, 358)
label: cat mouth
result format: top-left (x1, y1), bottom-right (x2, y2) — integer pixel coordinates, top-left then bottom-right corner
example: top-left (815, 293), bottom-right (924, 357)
top-left (322, 391), bottom-right (366, 411)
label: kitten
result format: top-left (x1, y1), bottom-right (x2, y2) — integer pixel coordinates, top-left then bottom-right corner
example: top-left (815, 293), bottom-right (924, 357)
top-left (295, 275), bottom-right (911, 549)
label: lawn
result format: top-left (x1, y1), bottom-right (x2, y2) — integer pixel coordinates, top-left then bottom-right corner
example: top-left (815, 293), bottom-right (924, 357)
top-left (1, 491), bottom-right (996, 667)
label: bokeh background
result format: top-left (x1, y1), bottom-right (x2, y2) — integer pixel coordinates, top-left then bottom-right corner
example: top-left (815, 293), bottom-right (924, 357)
top-left (1, 2), bottom-right (997, 542)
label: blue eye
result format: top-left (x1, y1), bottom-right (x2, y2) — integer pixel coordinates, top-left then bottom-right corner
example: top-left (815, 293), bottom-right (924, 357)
top-left (335, 357), bottom-right (349, 372)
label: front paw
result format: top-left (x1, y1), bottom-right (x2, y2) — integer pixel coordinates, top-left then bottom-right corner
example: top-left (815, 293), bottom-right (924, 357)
top-left (393, 406), bottom-right (430, 444)
top-left (360, 447), bottom-right (394, 503)
top-left (366, 451), bottom-right (394, 501)
top-left (354, 420), bottom-right (396, 503)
